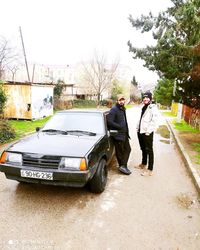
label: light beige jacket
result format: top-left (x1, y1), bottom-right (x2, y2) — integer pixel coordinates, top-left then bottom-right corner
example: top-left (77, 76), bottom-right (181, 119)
top-left (136, 104), bottom-right (159, 134)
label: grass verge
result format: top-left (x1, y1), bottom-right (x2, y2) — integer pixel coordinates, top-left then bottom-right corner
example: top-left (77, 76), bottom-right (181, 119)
top-left (125, 104), bottom-right (134, 109)
top-left (193, 143), bottom-right (200, 164)
top-left (8, 116), bottom-right (51, 139)
top-left (162, 111), bottom-right (176, 117)
top-left (172, 119), bottom-right (200, 166)
top-left (173, 120), bottom-right (199, 133)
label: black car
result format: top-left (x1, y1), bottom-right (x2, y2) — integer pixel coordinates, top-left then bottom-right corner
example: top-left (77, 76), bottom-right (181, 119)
top-left (0, 110), bottom-right (117, 193)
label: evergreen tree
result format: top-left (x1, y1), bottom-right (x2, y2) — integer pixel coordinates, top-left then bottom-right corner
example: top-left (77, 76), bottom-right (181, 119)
top-left (0, 82), bottom-right (7, 114)
top-left (128, 0), bottom-right (200, 108)
top-left (154, 78), bottom-right (174, 106)
top-left (54, 79), bottom-right (65, 98)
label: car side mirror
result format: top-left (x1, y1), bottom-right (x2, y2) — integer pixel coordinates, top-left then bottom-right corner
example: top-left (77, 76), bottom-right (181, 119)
top-left (109, 130), bottom-right (118, 136)
top-left (36, 127), bottom-right (41, 132)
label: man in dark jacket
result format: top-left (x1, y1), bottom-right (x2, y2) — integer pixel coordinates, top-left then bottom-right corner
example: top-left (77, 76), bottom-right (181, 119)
top-left (107, 95), bottom-right (131, 175)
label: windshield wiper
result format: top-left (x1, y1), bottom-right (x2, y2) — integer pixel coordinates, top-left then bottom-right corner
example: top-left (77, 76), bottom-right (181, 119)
top-left (66, 130), bottom-right (96, 136)
top-left (41, 129), bottom-right (68, 134)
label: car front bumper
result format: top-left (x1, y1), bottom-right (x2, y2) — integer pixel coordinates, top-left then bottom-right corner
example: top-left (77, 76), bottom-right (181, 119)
top-left (0, 164), bottom-right (91, 188)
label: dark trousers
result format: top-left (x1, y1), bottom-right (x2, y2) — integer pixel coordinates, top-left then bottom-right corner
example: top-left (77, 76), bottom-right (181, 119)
top-left (114, 136), bottom-right (131, 167)
top-left (137, 132), bottom-right (154, 171)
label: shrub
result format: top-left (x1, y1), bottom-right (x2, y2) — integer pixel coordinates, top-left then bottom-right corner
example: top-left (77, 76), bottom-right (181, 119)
top-left (100, 99), bottom-right (108, 106)
top-left (53, 80), bottom-right (65, 98)
top-left (0, 120), bottom-right (16, 143)
top-left (100, 99), bottom-right (113, 108)
top-left (73, 99), bottom-right (97, 108)
top-left (0, 83), bottom-right (7, 114)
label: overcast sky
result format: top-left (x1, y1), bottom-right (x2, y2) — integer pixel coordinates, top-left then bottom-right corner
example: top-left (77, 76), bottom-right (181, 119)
top-left (1, 0), bottom-right (172, 85)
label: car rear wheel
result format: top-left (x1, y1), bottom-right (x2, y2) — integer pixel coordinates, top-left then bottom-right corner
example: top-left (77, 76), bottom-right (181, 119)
top-left (89, 159), bottom-right (107, 193)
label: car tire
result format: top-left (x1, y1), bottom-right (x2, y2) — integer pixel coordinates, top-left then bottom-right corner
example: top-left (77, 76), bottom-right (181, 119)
top-left (89, 159), bottom-right (107, 193)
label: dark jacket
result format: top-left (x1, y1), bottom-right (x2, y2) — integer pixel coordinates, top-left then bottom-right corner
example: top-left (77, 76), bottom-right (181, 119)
top-left (107, 103), bottom-right (130, 141)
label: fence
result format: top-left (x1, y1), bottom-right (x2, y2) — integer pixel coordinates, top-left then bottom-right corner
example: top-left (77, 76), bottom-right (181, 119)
top-left (53, 96), bottom-right (73, 110)
top-left (171, 102), bottom-right (200, 130)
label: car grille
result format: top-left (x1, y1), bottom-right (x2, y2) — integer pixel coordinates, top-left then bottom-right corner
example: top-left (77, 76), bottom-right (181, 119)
top-left (23, 155), bottom-right (61, 169)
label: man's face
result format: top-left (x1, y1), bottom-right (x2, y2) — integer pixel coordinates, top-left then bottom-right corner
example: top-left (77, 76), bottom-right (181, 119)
top-left (117, 98), bottom-right (125, 106)
top-left (143, 97), bottom-right (151, 105)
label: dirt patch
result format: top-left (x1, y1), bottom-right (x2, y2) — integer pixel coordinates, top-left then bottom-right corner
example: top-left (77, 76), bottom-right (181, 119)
top-left (177, 131), bottom-right (200, 175)
top-left (176, 192), bottom-right (199, 209)
top-left (179, 132), bottom-right (200, 144)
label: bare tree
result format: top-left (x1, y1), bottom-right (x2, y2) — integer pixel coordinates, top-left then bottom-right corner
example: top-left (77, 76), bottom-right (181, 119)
top-left (130, 76), bottom-right (141, 103)
top-left (0, 36), bottom-right (19, 80)
top-left (81, 52), bottom-right (119, 105)
top-left (7, 63), bottom-right (20, 82)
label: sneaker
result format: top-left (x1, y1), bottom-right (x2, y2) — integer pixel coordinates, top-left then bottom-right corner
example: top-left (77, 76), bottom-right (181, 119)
top-left (149, 171), bottom-right (153, 176)
top-left (141, 170), bottom-right (153, 176)
top-left (119, 165), bottom-right (132, 175)
top-left (135, 164), bottom-right (147, 169)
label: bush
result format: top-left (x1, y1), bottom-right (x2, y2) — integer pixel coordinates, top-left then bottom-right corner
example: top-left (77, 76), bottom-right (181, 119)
top-left (100, 99), bottom-right (113, 108)
top-left (0, 83), bottom-right (7, 114)
top-left (73, 99), bottom-right (97, 108)
top-left (53, 80), bottom-right (65, 97)
top-left (100, 99), bottom-right (108, 106)
top-left (0, 120), bottom-right (16, 143)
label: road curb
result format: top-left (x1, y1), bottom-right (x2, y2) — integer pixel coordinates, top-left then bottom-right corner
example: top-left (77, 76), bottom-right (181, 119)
top-left (166, 119), bottom-right (200, 194)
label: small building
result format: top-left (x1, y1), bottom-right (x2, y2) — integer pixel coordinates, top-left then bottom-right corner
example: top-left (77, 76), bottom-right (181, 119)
top-left (3, 81), bottom-right (53, 120)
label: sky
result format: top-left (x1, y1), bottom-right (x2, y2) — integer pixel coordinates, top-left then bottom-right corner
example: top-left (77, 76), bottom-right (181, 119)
top-left (0, 0), bottom-right (172, 86)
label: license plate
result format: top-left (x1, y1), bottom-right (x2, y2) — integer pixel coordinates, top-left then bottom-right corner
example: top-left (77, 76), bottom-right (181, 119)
top-left (20, 170), bottom-right (53, 180)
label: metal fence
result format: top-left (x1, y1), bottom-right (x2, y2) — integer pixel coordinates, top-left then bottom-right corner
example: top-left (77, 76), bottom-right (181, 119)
top-left (171, 102), bottom-right (200, 130)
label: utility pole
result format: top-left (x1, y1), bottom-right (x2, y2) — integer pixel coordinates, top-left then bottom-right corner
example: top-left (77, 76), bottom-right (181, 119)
top-left (32, 64), bottom-right (35, 83)
top-left (19, 26), bottom-right (30, 82)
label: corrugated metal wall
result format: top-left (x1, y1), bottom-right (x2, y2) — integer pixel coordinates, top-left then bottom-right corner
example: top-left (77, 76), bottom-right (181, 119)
top-left (31, 85), bottom-right (53, 119)
top-left (172, 102), bottom-right (200, 130)
top-left (3, 84), bottom-right (32, 119)
top-left (3, 84), bottom-right (54, 119)
top-left (183, 105), bottom-right (200, 130)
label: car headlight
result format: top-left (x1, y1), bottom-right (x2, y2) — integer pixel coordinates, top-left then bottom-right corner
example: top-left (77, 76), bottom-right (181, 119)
top-left (0, 152), bottom-right (22, 166)
top-left (59, 157), bottom-right (87, 171)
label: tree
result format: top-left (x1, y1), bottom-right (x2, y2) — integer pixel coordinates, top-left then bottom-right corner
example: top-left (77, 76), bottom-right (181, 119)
top-left (0, 82), bottom-right (7, 115)
top-left (7, 63), bottom-right (20, 82)
top-left (0, 36), bottom-right (19, 80)
top-left (111, 79), bottom-right (124, 100)
top-left (81, 51), bottom-right (119, 105)
top-left (131, 76), bottom-right (138, 87)
top-left (154, 78), bottom-right (174, 106)
top-left (54, 79), bottom-right (65, 98)
top-left (128, 0), bottom-right (200, 108)
top-left (130, 76), bottom-right (141, 102)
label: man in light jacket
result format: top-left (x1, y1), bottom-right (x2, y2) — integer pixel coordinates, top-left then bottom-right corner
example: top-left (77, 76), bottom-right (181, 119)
top-left (136, 91), bottom-right (158, 176)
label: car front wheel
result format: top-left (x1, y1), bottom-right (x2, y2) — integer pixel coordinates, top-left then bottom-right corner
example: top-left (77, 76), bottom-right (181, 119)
top-left (89, 159), bottom-right (107, 193)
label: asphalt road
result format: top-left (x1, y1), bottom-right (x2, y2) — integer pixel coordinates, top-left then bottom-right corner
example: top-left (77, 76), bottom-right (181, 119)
top-left (0, 106), bottom-right (200, 250)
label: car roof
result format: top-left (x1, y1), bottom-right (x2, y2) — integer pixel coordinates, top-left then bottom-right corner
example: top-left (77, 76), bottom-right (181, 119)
top-left (56, 109), bottom-right (109, 115)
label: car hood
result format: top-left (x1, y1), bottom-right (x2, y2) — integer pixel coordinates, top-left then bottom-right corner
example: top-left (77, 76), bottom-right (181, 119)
top-left (8, 132), bottom-right (103, 157)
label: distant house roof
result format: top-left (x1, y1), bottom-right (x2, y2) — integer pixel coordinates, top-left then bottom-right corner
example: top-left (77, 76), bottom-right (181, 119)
top-left (4, 81), bottom-right (75, 90)
top-left (5, 81), bottom-right (54, 86)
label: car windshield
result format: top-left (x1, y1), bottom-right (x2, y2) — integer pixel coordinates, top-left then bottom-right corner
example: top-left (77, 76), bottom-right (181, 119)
top-left (42, 112), bottom-right (105, 135)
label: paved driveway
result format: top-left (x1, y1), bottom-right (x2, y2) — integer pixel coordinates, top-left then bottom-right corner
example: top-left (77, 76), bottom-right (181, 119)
top-left (0, 106), bottom-right (200, 250)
